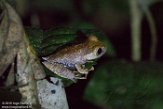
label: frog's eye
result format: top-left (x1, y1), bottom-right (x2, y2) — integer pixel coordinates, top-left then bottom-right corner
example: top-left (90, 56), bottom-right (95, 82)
top-left (95, 47), bottom-right (106, 57)
top-left (97, 48), bottom-right (103, 56)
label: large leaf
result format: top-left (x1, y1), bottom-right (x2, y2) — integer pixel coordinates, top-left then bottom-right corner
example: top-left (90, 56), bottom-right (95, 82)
top-left (0, 2), bottom-right (45, 108)
top-left (84, 60), bottom-right (163, 109)
top-left (26, 27), bottom-right (78, 56)
top-left (0, 1), bottom-right (24, 76)
top-left (25, 27), bottom-right (43, 56)
top-left (41, 27), bottom-right (78, 56)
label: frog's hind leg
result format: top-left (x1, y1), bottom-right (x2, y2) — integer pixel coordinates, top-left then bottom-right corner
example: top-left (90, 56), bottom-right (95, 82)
top-left (42, 62), bottom-right (76, 82)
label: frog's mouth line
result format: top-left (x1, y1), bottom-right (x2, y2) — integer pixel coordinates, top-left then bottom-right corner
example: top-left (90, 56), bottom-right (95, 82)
top-left (86, 59), bottom-right (97, 62)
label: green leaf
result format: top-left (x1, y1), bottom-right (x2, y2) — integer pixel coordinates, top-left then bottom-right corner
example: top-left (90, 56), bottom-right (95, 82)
top-left (26, 27), bottom-right (78, 56)
top-left (84, 61), bottom-right (163, 109)
top-left (41, 44), bottom-right (64, 56)
top-left (44, 27), bottom-right (77, 38)
top-left (41, 27), bottom-right (78, 56)
top-left (25, 27), bottom-right (43, 56)
top-left (42, 34), bottom-right (77, 48)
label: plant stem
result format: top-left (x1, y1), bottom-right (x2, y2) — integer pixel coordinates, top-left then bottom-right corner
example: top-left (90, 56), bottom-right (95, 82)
top-left (144, 6), bottom-right (157, 61)
top-left (129, 0), bottom-right (142, 61)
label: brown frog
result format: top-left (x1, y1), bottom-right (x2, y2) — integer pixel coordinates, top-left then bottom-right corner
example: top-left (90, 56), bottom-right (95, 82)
top-left (42, 35), bottom-right (106, 82)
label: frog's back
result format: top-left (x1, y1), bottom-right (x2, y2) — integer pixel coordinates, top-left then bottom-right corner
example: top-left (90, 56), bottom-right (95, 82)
top-left (43, 43), bottom-right (86, 68)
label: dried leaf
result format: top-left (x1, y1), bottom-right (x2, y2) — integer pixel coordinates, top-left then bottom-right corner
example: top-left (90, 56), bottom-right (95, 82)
top-left (0, 2), bottom-right (70, 109)
top-left (4, 63), bottom-right (15, 87)
top-left (0, 3), bottom-right (23, 76)
top-left (0, 2), bottom-right (45, 108)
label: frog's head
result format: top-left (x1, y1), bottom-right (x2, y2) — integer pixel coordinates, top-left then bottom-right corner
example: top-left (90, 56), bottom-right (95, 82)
top-left (84, 35), bottom-right (106, 61)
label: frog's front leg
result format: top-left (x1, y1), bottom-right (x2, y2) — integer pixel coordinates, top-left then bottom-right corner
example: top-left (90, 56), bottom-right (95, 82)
top-left (75, 64), bottom-right (94, 74)
top-left (75, 64), bottom-right (94, 79)
top-left (42, 61), bottom-right (77, 82)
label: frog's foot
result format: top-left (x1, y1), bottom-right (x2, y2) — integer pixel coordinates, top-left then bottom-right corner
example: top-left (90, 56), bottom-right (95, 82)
top-left (72, 71), bottom-right (86, 79)
top-left (89, 66), bottom-right (94, 71)
top-left (74, 73), bottom-right (88, 79)
top-left (75, 64), bottom-right (94, 75)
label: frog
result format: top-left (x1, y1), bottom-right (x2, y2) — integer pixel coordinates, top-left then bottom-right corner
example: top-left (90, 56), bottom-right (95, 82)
top-left (42, 35), bottom-right (106, 82)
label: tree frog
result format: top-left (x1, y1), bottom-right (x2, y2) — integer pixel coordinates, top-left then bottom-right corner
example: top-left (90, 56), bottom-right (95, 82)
top-left (42, 35), bottom-right (106, 82)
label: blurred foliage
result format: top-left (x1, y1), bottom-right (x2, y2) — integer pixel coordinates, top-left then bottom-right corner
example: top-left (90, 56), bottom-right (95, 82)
top-left (138, 0), bottom-right (161, 7)
top-left (1, 0), bottom-right (16, 7)
top-left (28, 0), bottom-right (74, 11)
top-left (81, 0), bottom-right (129, 15)
top-left (84, 60), bottom-right (163, 109)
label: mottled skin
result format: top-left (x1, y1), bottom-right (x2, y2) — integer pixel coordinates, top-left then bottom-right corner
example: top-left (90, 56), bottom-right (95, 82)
top-left (42, 35), bottom-right (106, 81)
